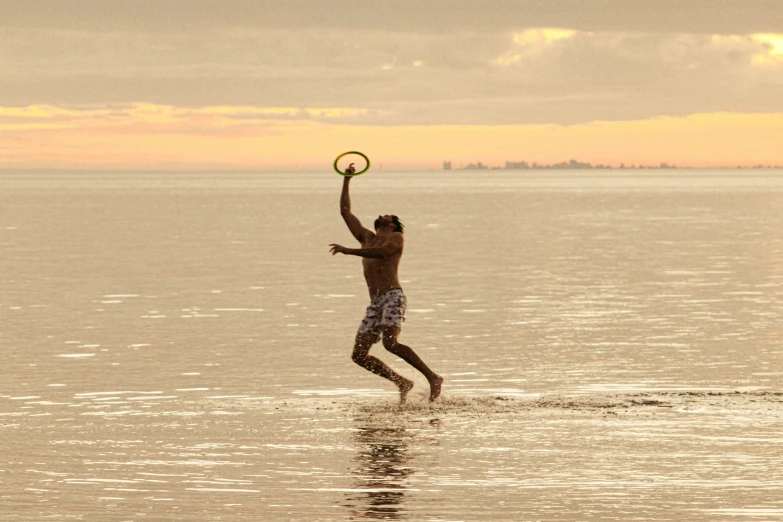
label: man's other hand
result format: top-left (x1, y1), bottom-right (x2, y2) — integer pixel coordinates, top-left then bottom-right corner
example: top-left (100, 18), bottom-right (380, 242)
top-left (329, 244), bottom-right (348, 255)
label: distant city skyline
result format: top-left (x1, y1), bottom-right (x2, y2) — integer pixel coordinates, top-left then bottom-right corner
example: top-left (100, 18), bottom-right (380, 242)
top-left (446, 159), bottom-right (783, 171)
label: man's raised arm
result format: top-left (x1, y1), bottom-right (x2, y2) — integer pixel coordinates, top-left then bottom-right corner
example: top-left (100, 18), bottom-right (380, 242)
top-left (340, 177), bottom-right (372, 243)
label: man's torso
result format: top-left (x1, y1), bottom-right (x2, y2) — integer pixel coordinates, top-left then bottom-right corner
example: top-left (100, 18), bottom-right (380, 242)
top-left (362, 233), bottom-right (403, 298)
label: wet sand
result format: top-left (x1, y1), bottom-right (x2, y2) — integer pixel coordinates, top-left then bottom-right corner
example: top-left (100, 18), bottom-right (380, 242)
top-left (2, 170), bottom-right (782, 520)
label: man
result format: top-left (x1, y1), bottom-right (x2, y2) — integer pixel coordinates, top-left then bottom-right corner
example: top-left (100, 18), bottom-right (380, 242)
top-left (329, 174), bottom-right (443, 403)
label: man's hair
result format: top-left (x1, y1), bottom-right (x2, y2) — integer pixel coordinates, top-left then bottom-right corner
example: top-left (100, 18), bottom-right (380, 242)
top-left (391, 215), bottom-right (404, 234)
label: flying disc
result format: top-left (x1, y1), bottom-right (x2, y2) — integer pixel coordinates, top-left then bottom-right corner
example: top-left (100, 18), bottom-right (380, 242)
top-left (333, 151), bottom-right (370, 176)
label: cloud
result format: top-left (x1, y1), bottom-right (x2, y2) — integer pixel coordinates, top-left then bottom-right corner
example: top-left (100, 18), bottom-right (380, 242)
top-left (1, 19), bottom-right (782, 125)
top-left (514, 28), bottom-right (577, 46)
top-left (3, 0), bottom-right (783, 35)
top-left (493, 28), bottom-right (576, 66)
top-left (749, 34), bottom-right (783, 65)
top-left (0, 104), bottom-right (397, 139)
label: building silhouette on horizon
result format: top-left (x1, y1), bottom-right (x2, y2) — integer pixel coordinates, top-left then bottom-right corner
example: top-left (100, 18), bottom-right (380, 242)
top-left (443, 159), bottom-right (680, 170)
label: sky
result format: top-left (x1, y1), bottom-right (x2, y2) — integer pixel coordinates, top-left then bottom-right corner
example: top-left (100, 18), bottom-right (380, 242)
top-left (1, 0), bottom-right (782, 170)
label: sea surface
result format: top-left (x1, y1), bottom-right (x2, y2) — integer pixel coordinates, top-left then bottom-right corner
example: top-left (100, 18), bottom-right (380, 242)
top-left (1, 170), bottom-right (782, 521)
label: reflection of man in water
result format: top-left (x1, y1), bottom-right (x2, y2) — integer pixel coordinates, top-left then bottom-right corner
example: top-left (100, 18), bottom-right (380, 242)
top-left (329, 175), bottom-right (443, 403)
top-left (346, 426), bottom-right (413, 519)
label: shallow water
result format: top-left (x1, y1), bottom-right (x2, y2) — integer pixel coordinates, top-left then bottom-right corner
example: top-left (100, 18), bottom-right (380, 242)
top-left (1, 170), bottom-right (782, 520)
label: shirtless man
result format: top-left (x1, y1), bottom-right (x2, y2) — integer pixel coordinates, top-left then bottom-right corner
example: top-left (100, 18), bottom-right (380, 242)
top-left (329, 175), bottom-right (443, 403)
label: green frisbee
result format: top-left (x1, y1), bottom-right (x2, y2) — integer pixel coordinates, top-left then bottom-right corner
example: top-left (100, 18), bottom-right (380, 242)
top-left (334, 151), bottom-right (371, 176)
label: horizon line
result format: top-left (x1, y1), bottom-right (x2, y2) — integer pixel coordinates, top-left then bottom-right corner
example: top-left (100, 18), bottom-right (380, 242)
top-left (2, 165), bottom-right (783, 174)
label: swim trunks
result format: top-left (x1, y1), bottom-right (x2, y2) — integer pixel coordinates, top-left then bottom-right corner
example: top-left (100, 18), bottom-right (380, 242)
top-left (357, 288), bottom-right (407, 343)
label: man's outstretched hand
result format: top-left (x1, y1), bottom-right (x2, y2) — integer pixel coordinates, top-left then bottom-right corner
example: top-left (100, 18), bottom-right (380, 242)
top-left (329, 243), bottom-right (349, 255)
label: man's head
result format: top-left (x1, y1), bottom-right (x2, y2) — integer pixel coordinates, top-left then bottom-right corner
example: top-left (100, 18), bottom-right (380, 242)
top-left (374, 214), bottom-right (404, 234)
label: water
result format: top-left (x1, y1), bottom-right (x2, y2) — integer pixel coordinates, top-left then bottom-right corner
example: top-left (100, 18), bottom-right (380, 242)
top-left (1, 170), bottom-right (782, 520)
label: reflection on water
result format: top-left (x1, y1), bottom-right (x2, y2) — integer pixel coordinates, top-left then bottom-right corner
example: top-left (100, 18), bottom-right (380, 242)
top-left (345, 425), bottom-right (415, 519)
top-left (2, 170), bottom-right (783, 520)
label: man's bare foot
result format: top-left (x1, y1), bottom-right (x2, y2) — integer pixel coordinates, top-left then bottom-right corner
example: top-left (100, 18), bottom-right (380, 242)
top-left (398, 378), bottom-right (414, 404)
top-left (428, 375), bottom-right (444, 402)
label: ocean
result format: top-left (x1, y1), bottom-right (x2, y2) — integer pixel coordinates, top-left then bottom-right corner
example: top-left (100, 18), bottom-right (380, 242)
top-left (1, 169), bottom-right (782, 520)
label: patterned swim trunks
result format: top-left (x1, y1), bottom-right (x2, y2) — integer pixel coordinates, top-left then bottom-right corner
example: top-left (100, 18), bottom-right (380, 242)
top-left (357, 288), bottom-right (407, 343)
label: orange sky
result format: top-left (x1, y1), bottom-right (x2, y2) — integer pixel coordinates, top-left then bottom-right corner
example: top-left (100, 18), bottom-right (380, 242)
top-left (1, 106), bottom-right (781, 170)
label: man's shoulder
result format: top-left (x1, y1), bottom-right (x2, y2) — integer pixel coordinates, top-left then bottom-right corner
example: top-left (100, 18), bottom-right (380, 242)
top-left (389, 232), bottom-right (404, 252)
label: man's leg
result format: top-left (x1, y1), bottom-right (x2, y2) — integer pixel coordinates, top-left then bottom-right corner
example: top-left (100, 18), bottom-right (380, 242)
top-left (352, 333), bottom-right (414, 403)
top-left (382, 326), bottom-right (443, 401)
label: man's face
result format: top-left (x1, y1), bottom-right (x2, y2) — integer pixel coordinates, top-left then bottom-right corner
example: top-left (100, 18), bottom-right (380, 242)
top-left (374, 215), bottom-right (393, 230)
